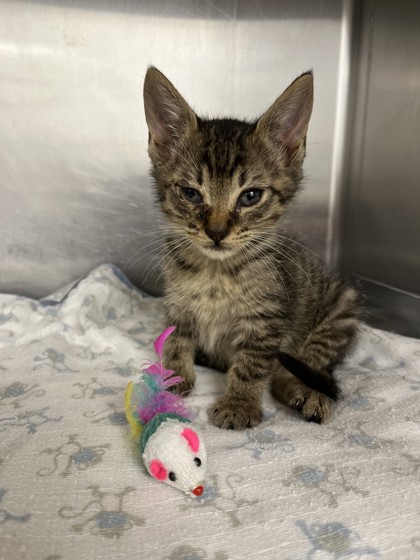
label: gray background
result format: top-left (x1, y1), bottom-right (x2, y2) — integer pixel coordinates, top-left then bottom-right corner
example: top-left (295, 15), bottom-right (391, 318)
top-left (1, 0), bottom-right (419, 336)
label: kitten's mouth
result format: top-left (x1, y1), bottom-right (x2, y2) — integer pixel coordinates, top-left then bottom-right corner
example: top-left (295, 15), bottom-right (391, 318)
top-left (199, 242), bottom-right (235, 259)
top-left (208, 244), bottom-right (225, 251)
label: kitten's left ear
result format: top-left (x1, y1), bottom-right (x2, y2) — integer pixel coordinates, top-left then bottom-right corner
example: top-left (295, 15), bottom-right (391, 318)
top-left (256, 71), bottom-right (313, 166)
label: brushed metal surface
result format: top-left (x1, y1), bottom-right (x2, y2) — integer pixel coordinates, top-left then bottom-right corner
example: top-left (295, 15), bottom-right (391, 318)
top-left (358, 278), bottom-right (420, 339)
top-left (336, 0), bottom-right (420, 335)
top-left (339, 0), bottom-right (420, 293)
top-left (0, 0), bottom-right (343, 297)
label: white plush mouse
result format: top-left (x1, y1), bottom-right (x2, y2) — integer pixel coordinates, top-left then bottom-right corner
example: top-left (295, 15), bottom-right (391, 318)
top-left (124, 327), bottom-right (207, 496)
top-left (141, 417), bottom-right (206, 496)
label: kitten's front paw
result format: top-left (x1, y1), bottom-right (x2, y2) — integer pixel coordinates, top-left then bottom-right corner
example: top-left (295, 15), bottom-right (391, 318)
top-left (210, 397), bottom-right (263, 430)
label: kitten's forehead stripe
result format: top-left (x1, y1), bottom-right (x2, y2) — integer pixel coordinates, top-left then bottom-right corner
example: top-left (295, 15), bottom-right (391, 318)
top-left (199, 119), bottom-right (252, 180)
top-left (196, 167), bottom-right (203, 186)
top-left (228, 153), bottom-right (245, 180)
top-left (239, 170), bottom-right (248, 187)
top-left (202, 150), bottom-right (214, 177)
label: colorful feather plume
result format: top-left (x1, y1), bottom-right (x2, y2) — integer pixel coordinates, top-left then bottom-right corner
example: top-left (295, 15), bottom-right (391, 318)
top-left (124, 326), bottom-right (193, 439)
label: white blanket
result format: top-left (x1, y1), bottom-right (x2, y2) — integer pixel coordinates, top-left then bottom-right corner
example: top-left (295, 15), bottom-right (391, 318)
top-left (0, 264), bottom-right (419, 560)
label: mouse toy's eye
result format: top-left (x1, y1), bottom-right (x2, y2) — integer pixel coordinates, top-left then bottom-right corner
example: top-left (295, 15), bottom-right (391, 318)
top-left (169, 471), bottom-right (177, 482)
top-left (181, 187), bottom-right (203, 205)
top-left (237, 189), bottom-right (262, 208)
top-left (194, 457), bottom-right (202, 467)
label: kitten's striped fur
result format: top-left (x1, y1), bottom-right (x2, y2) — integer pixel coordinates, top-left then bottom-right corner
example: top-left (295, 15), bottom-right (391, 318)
top-left (143, 68), bottom-right (363, 429)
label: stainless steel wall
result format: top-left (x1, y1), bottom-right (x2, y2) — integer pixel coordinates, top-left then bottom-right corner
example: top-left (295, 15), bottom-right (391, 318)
top-left (0, 0), bottom-right (343, 297)
top-left (335, 0), bottom-right (420, 337)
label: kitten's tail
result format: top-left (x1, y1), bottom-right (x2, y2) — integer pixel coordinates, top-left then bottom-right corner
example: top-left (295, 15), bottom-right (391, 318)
top-left (276, 351), bottom-right (340, 401)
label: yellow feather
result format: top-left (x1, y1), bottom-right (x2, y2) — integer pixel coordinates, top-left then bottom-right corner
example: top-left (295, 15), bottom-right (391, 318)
top-left (124, 382), bottom-right (142, 440)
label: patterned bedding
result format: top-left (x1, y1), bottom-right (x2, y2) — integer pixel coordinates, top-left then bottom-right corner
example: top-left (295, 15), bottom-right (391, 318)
top-left (0, 264), bottom-right (419, 560)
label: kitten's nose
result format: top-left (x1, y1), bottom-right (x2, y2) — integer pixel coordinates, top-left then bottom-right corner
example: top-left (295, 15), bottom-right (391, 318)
top-left (205, 225), bottom-right (229, 244)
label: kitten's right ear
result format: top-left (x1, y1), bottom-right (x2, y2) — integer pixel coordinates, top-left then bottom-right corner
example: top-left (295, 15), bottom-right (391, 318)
top-left (143, 67), bottom-right (197, 162)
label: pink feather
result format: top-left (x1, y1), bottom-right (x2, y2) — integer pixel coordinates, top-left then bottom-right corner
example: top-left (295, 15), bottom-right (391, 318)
top-left (135, 326), bottom-right (194, 424)
top-left (154, 326), bottom-right (176, 358)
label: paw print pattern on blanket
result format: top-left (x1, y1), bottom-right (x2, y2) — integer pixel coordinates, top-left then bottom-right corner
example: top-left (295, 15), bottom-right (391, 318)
top-left (0, 381), bottom-right (45, 409)
top-left (37, 434), bottom-right (110, 478)
top-left (227, 427), bottom-right (295, 459)
top-left (34, 348), bottom-right (78, 373)
top-left (83, 403), bottom-right (128, 426)
top-left (314, 421), bottom-right (395, 450)
top-left (345, 387), bottom-right (386, 412)
top-left (58, 486), bottom-right (144, 538)
top-left (104, 359), bottom-right (139, 377)
top-left (297, 520), bottom-right (380, 559)
top-left (283, 464), bottom-right (369, 508)
top-left (0, 406), bottom-right (63, 434)
top-left (71, 377), bottom-right (123, 400)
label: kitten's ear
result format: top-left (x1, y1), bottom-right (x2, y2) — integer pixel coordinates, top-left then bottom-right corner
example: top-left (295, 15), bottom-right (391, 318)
top-left (143, 67), bottom-right (198, 162)
top-left (256, 72), bottom-right (313, 166)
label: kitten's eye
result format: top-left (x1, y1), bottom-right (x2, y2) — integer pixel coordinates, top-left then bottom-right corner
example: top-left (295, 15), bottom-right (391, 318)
top-left (237, 189), bottom-right (262, 208)
top-left (181, 187), bottom-right (203, 205)
top-left (194, 457), bottom-right (202, 467)
top-left (169, 471), bottom-right (176, 482)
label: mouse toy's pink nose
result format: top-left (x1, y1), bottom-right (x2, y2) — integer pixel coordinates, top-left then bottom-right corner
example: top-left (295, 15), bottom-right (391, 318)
top-left (192, 485), bottom-right (204, 496)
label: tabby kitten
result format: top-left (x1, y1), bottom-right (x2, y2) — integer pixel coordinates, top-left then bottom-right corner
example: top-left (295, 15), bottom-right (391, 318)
top-left (143, 67), bottom-right (362, 430)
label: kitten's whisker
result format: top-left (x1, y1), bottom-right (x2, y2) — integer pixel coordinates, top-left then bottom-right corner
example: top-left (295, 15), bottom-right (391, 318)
top-left (124, 243), bottom-right (165, 271)
top-left (123, 223), bottom-right (194, 270)
top-left (251, 233), bottom-right (312, 285)
top-left (117, 220), bottom-right (176, 247)
top-left (115, 225), bottom-right (167, 251)
top-left (135, 237), bottom-right (165, 253)
top-left (247, 243), bottom-right (291, 307)
top-left (242, 240), bottom-right (285, 294)
top-left (123, 236), bottom-right (167, 271)
top-left (276, 233), bottom-right (323, 260)
top-left (251, 229), bottom-right (321, 260)
top-left (135, 234), bottom-right (186, 280)
top-left (269, 243), bottom-right (312, 286)
top-left (249, 234), bottom-right (297, 296)
top-left (125, 245), bottom-right (165, 276)
top-left (141, 249), bottom-right (168, 285)
top-left (143, 236), bottom-right (192, 285)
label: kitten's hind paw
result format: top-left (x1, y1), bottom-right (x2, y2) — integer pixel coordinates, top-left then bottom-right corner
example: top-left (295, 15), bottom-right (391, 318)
top-left (209, 397), bottom-right (263, 430)
top-left (294, 392), bottom-right (333, 424)
top-left (271, 370), bottom-right (334, 424)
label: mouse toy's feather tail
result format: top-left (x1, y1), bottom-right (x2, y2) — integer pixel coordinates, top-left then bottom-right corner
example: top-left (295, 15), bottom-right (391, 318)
top-left (136, 377), bottom-right (193, 425)
top-left (126, 326), bottom-right (194, 429)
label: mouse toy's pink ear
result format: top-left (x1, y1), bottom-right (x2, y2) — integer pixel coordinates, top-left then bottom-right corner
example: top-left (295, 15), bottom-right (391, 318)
top-left (181, 428), bottom-right (200, 453)
top-left (149, 459), bottom-right (167, 481)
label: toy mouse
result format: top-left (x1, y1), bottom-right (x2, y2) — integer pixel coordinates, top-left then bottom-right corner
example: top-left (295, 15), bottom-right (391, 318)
top-left (124, 326), bottom-right (207, 496)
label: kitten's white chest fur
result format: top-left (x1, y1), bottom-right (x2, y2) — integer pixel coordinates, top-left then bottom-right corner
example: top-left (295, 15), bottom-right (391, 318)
top-left (195, 289), bottom-right (235, 363)
top-left (167, 267), bottom-right (247, 367)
